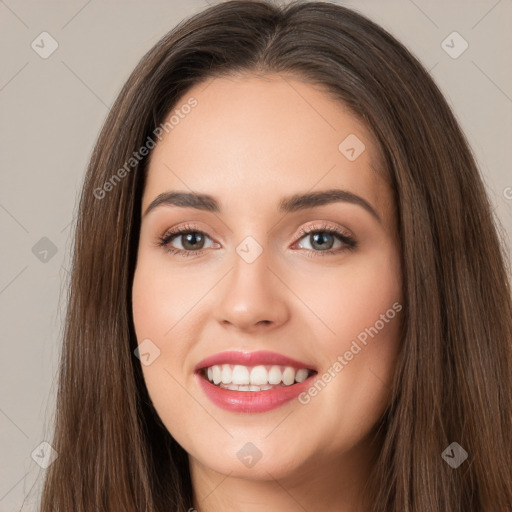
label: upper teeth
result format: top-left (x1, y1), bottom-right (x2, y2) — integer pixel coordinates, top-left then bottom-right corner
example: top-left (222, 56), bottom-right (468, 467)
top-left (206, 364), bottom-right (310, 386)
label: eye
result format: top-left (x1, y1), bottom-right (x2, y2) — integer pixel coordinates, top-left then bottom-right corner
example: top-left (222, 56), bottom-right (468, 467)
top-left (293, 222), bottom-right (357, 257)
top-left (156, 223), bottom-right (218, 257)
top-left (155, 222), bottom-right (357, 258)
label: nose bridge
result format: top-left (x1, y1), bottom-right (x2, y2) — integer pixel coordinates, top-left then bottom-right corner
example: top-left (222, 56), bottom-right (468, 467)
top-left (214, 234), bottom-right (289, 330)
top-left (232, 236), bottom-right (271, 290)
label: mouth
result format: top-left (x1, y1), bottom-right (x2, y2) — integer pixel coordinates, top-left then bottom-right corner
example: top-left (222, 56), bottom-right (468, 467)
top-left (199, 364), bottom-right (315, 391)
top-left (194, 350), bottom-right (318, 412)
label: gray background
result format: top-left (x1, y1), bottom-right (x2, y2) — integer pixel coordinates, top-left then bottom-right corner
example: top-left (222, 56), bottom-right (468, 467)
top-left (1, 0), bottom-right (511, 510)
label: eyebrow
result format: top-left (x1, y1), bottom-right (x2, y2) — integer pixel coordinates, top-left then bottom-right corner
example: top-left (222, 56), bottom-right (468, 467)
top-left (143, 189), bottom-right (381, 222)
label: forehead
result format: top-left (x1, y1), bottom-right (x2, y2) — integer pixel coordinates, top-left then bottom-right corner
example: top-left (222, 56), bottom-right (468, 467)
top-left (143, 74), bottom-right (390, 220)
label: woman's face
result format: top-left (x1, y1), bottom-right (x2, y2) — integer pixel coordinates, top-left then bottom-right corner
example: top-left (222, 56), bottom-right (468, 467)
top-left (132, 74), bottom-right (402, 485)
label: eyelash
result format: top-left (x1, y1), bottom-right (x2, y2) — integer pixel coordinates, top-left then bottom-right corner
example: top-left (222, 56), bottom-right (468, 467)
top-left (156, 222), bottom-right (357, 258)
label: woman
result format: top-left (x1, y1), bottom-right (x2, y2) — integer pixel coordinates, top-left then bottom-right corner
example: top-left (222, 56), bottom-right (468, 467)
top-left (39, 1), bottom-right (512, 511)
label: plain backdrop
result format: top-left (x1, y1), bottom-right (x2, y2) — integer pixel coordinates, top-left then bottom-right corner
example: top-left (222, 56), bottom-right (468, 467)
top-left (1, 0), bottom-right (511, 510)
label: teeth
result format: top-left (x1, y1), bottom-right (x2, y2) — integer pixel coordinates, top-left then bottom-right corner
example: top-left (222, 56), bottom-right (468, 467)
top-left (219, 383), bottom-right (282, 391)
top-left (295, 368), bottom-right (308, 383)
top-left (221, 364), bottom-right (232, 384)
top-left (282, 367), bottom-right (295, 386)
top-left (250, 365), bottom-right (268, 385)
top-left (204, 364), bottom-right (312, 388)
top-left (268, 365), bottom-right (282, 385)
top-left (232, 365), bottom-right (250, 385)
top-left (212, 365), bottom-right (222, 385)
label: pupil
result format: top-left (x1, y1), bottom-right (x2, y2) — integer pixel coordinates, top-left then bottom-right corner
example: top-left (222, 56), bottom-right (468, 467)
top-left (183, 232), bottom-right (203, 250)
top-left (311, 232), bottom-right (333, 250)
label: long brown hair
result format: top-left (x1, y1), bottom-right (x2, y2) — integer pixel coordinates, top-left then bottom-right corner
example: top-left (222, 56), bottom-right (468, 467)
top-left (38, 1), bottom-right (512, 510)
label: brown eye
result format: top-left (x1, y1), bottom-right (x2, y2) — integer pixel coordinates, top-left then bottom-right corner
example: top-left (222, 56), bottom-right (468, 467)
top-left (166, 231), bottom-right (207, 251)
top-left (157, 224), bottom-right (218, 257)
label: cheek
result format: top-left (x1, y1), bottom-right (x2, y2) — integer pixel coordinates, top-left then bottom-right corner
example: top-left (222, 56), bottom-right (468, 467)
top-left (132, 253), bottom-right (204, 341)
top-left (295, 244), bottom-right (402, 353)
top-left (294, 247), bottom-right (402, 434)
top-left (131, 259), bottom-right (202, 392)
top-left (131, 256), bottom-right (188, 382)
top-left (131, 260), bottom-right (207, 443)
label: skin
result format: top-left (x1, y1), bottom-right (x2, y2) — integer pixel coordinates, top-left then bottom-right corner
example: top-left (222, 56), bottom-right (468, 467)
top-left (132, 73), bottom-right (403, 512)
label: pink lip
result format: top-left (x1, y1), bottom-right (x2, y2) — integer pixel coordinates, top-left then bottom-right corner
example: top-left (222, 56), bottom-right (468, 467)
top-left (196, 376), bottom-right (315, 413)
top-left (194, 350), bottom-right (316, 372)
top-left (194, 350), bottom-right (317, 413)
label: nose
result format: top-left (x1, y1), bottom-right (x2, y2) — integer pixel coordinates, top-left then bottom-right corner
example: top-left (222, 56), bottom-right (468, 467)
top-left (213, 249), bottom-right (290, 334)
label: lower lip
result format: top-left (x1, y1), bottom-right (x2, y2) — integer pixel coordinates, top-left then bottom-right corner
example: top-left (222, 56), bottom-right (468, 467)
top-left (196, 372), bottom-right (315, 413)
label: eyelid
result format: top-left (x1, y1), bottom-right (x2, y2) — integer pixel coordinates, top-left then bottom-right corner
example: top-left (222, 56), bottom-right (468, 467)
top-left (295, 221), bottom-right (354, 242)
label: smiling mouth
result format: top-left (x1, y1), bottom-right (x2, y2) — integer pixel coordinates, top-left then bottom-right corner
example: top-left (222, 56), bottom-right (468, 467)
top-left (199, 364), bottom-right (317, 392)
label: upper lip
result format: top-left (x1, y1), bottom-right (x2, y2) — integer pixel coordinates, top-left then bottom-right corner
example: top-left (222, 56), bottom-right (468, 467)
top-left (194, 350), bottom-right (317, 372)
